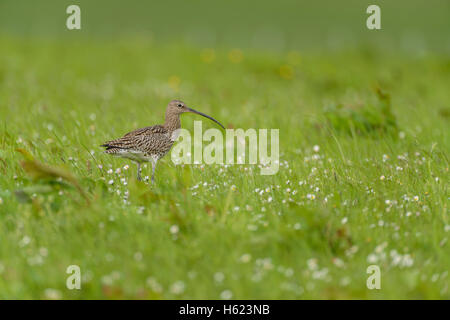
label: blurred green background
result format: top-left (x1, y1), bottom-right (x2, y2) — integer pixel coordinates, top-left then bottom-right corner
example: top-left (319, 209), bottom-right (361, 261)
top-left (1, 0), bottom-right (449, 52)
top-left (0, 0), bottom-right (449, 300)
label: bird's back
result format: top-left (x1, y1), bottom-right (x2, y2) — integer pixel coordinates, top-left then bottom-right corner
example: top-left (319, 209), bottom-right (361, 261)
top-left (101, 125), bottom-right (175, 160)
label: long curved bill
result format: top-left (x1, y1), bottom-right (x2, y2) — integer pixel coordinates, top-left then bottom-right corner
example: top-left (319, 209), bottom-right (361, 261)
top-left (187, 107), bottom-right (225, 129)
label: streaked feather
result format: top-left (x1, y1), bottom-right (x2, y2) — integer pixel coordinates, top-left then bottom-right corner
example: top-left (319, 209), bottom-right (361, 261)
top-left (101, 124), bottom-right (175, 161)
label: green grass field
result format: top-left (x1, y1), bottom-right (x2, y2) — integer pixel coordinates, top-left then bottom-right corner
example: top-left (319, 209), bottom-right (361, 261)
top-left (0, 0), bottom-right (449, 300)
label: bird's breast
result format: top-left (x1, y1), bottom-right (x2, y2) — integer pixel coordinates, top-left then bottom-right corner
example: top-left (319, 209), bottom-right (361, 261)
top-left (168, 129), bottom-right (181, 142)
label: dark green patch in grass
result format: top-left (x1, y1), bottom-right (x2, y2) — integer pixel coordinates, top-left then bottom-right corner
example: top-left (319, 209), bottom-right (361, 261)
top-left (323, 87), bottom-right (398, 137)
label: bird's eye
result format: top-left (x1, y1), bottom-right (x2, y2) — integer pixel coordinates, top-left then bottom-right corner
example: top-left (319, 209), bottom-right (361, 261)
top-left (177, 104), bottom-right (183, 108)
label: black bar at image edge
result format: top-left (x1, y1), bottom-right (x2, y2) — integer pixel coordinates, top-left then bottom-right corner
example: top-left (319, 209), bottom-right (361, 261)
top-left (0, 300), bottom-right (445, 317)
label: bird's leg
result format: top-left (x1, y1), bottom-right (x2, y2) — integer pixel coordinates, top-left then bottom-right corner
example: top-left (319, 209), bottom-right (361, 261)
top-left (136, 162), bottom-right (142, 181)
top-left (151, 159), bottom-right (157, 184)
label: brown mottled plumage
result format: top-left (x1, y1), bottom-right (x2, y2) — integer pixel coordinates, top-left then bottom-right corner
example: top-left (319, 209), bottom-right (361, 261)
top-left (101, 100), bottom-right (224, 184)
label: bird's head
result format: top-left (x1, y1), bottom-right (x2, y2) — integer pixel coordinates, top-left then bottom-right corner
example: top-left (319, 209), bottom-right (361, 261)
top-left (167, 99), bottom-right (225, 129)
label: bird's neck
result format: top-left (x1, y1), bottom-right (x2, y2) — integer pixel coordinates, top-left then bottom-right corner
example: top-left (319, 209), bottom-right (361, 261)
top-left (163, 113), bottom-right (181, 132)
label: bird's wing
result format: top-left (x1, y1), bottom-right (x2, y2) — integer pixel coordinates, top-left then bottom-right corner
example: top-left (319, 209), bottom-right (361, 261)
top-left (123, 125), bottom-right (167, 137)
top-left (133, 131), bottom-right (174, 155)
top-left (101, 125), bottom-right (172, 154)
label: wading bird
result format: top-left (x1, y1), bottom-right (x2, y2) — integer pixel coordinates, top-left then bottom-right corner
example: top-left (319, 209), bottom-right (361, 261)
top-left (101, 100), bottom-right (225, 184)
